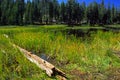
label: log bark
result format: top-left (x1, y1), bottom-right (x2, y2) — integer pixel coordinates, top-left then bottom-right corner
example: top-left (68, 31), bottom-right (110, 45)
top-left (14, 44), bottom-right (67, 79)
top-left (111, 49), bottom-right (120, 58)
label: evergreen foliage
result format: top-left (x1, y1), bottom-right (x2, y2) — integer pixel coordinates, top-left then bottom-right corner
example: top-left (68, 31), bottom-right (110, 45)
top-left (0, 0), bottom-right (120, 26)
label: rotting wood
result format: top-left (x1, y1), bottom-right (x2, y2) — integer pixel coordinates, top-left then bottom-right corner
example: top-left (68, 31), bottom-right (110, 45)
top-left (3, 34), bottom-right (67, 80)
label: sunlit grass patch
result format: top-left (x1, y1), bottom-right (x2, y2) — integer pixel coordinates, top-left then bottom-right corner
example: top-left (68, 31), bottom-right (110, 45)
top-left (0, 34), bottom-right (55, 80)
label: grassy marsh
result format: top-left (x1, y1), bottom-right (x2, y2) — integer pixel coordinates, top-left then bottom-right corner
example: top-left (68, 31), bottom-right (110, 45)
top-left (0, 25), bottom-right (120, 79)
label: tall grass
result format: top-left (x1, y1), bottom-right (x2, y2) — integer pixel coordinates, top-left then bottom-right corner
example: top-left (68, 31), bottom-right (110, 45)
top-left (1, 25), bottom-right (120, 79)
top-left (11, 30), bottom-right (120, 73)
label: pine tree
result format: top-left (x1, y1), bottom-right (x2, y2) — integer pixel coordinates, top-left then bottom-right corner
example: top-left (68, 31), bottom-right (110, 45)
top-left (49, 0), bottom-right (54, 23)
top-left (53, 0), bottom-right (59, 23)
top-left (106, 3), bottom-right (112, 24)
top-left (0, 0), bottom-right (1, 24)
top-left (60, 2), bottom-right (66, 23)
top-left (1, 0), bottom-right (9, 25)
top-left (24, 0), bottom-right (33, 24)
top-left (66, 0), bottom-right (76, 26)
top-left (81, 2), bottom-right (86, 22)
top-left (111, 4), bottom-right (118, 23)
top-left (41, 0), bottom-right (50, 24)
top-left (79, 2), bottom-right (86, 24)
top-left (87, 2), bottom-right (99, 25)
top-left (7, 0), bottom-right (15, 24)
top-left (15, 0), bottom-right (25, 25)
top-left (32, 0), bottom-right (42, 24)
top-left (98, 0), bottom-right (105, 25)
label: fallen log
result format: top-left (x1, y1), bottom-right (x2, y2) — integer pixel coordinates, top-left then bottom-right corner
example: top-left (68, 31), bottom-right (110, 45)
top-left (4, 34), bottom-right (67, 80)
